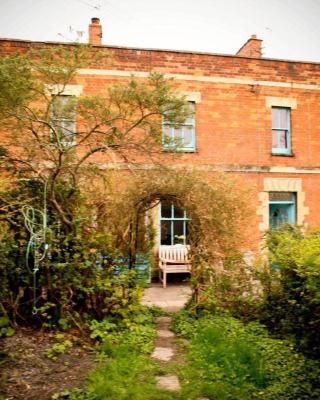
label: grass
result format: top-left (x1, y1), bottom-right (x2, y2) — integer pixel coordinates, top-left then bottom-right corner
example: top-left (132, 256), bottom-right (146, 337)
top-left (59, 306), bottom-right (320, 400)
top-left (172, 310), bottom-right (320, 400)
top-left (63, 305), bottom-right (180, 400)
top-left (73, 344), bottom-right (177, 400)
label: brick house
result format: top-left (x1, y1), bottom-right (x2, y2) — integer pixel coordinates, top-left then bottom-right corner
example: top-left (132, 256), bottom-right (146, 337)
top-left (1, 17), bottom-right (320, 261)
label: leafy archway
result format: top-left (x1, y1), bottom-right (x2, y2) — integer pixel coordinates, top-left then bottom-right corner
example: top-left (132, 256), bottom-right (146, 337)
top-left (99, 168), bottom-right (254, 309)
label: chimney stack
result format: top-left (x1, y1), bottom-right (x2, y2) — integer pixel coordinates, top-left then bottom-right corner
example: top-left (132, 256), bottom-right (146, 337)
top-left (236, 34), bottom-right (262, 58)
top-left (89, 17), bottom-right (102, 45)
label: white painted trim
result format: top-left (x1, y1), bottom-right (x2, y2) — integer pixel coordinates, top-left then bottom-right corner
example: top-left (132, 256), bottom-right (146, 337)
top-left (269, 166), bottom-right (319, 174)
top-left (96, 162), bottom-right (320, 174)
top-left (78, 68), bottom-right (320, 91)
top-left (180, 91), bottom-right (202, 103)
top-left (266, 97), bottom-right (297, 109)
top-left (45, 84), bottom-right (83, 97)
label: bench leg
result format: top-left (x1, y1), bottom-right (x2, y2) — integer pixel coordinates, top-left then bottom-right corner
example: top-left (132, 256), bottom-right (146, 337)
top-left (158, 267), bottom-right (162, 284)
top-left (163, 270), bottom-right (167, 288)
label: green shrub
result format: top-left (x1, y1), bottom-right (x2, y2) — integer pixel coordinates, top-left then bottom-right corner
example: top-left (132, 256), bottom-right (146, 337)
top-left (172, 311), bottom-right (320, 400)
top-left (0, 316), bottom-right (14, 338)
top-left (0, 204), bottom-right (147, 327)
top-left (261, 226), bottom-right (320, 358)
top-left (89, 305), bottom-right (156, 354)
top-left (45, 333), bottom-right (73, 360)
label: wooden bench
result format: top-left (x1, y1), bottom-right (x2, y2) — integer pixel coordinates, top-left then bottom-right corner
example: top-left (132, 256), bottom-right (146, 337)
top-left (158, 245), bottom-right (191, 288)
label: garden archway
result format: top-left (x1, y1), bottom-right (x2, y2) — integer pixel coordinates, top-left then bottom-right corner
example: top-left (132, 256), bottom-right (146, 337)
top-left (102, 169), bottom-right (253, 306)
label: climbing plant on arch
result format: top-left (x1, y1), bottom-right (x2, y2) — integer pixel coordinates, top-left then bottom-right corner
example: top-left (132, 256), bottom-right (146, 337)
top-left (99, 168), bottom-right (255, 311)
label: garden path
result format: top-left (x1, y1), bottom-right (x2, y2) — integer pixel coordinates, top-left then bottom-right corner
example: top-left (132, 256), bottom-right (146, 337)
top-left (142, 283), bottom-right (191, 393)
top-left (141, 282), bottom-right (192, 312)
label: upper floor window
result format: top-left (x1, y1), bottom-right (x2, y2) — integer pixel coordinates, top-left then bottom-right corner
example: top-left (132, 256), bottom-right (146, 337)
top-left (51, 95), bottom-right (76, 146)
top-left (163, 101), bottom-right (195, 152)
top-left (272, 107), bottom-right (291, 155)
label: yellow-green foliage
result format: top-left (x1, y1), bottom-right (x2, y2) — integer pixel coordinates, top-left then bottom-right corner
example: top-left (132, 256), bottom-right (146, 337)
top-left (261, 226), bottom-right (320, 357)
top-left (172, 310), bottom-right (320, 399)
top-left (46, 333), bottom-right (73, 360)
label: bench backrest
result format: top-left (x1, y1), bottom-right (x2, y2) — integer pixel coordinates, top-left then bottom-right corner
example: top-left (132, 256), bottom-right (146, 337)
top-left (159, 245), bottom-right (189, 262)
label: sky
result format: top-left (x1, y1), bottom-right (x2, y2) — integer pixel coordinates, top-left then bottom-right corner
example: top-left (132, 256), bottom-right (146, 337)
top-left (0, 0), bottom-right (320, 62)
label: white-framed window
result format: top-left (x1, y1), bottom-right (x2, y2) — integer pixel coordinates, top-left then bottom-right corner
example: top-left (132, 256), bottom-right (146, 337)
top-left (51, 95), bottom-right (76, 146)
top-left (160, 201), bottom-right (188, 245)
top-left (269, 192), bottom-right (296, 228)
top-left (272, 107), bottom-right (291, 155)
top-left (163, 101), bottom-right (195, 152)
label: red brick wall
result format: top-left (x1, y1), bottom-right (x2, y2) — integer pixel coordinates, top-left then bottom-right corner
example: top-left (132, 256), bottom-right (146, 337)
top-left (1, 38), bottom-right (320, 249)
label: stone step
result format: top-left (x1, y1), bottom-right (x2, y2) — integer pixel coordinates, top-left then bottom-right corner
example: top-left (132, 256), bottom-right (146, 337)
top-left (151, 346), bottom-right (174, 362)
top-left (157, 329), bottom-right (175, 338)
top-left (155, 316), bottom-right (172, 324)
top-left (156, 374), bottom-right (181, 391)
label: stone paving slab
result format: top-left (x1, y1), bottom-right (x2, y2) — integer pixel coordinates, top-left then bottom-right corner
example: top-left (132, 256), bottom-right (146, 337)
top-left (157, 329), bottom-right (175, 338)
top-left (151, 346), bottom-right (174, 362)
top-left (146, 285), bottom-right (191, 394)
top-left (156, 374), bottom-right (181, 391)
top-left (156, 316), bottom-right (172, 324)
top-left (141, 283), bottom-right (192, 312)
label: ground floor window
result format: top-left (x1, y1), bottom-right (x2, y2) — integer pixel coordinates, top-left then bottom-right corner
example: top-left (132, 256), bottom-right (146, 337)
top-left (269, 192), bottom-right (296, 228)
top-left (160, 201), bottom-right (188, 245)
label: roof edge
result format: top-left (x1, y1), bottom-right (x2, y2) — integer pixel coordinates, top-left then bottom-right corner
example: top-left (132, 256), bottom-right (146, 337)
top-left (0, 37), bottom-right (320, 66)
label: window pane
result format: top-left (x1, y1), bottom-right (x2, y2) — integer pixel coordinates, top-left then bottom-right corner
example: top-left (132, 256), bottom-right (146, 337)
top-left (163, 125), bottom-right (172, 139)
top-left (272, 130), bottom-right (287, 148)
top-left (161, 201), bottom-right (172, 218)
top-left (174, 204), bottom-right (184, 218)
top-left (61, 120), bottom-right (75, 141)
top-left (183, 126), bottom-right (193, 146)
top-left (270, 205), bottom-right (289, 227)
top-left (272, 108), bottom-right (280, 128)
top-left (173, 128), bottom-right (183, 141)
top-left (163, 125), bottom-right (173, 147)
top-left (279, 109), bottom-right (288, 129)
top-left (161, 220), bottom-right (172, 245)
top-left (269, 204), bottom-right (295, 228)
top-left (272, 107), bottom-right (289, 129)
top-left (52, 96), bottom-right (75, 119)
top-left (184, 102), bottom-right (195, 125)
top-left (173, 220), bottom-right (184, 244)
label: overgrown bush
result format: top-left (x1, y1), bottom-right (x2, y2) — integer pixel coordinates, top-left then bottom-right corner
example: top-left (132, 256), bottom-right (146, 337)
top-left (0, 45), bottom-right (190, 328)
top-left (260, 226), bottom-right (320, 358)
top-left (107, 169), bottom-right (253, 312)
top-left (0, 179), bottom-right (150, 327)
